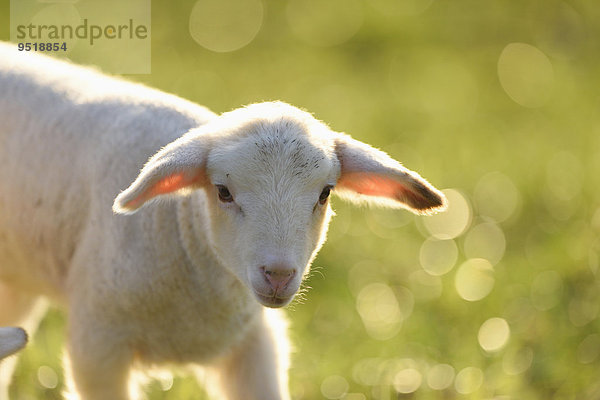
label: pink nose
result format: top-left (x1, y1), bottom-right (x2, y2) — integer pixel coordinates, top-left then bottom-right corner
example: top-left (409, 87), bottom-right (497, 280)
top-left (261, 266), bottom-right (295, 292)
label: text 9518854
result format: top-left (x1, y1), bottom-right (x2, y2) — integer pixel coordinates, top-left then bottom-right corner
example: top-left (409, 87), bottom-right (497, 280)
top-left (17, 42), bottom-right (67, 52)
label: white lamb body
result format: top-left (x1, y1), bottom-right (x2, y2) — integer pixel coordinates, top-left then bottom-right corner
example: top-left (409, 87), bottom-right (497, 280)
top-left (0, 42), bottom-right (445, 400)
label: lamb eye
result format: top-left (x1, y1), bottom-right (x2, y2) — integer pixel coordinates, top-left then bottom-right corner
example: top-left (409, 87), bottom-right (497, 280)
top-left (216, 185), bottom-right (233, 203)
top-left (318, 186), bottom-right (332, 205)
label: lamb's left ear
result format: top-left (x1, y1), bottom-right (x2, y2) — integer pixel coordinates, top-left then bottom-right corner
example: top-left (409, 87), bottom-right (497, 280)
top-left (334, 133), bottom-right (447, 214)
top-left (113, 135), bottom-right (210, 214)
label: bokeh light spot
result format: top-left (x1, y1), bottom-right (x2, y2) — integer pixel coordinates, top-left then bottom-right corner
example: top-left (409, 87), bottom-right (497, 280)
top-left (352, 358), bottom-right (385, 386)
top-left (502, 347), bottom-right (534, 375)
top-left (286, 0), bottom-right (363, 47)
top-left (423, 189), bottom-right (472, 240)
top-left (454, 367), bottom-right (483, 394)
top-left (394, 287), bottom-right (415, 321)
top-left (473, 172), bottom-right (521, 223)
top-left (356, 283), bottom-right (403, 340)
top-left (463, 222), bottom-right (506, 266)
top-left (37, 365), bottom-right (58, 389)
top-left (345, 394), bottom-right (367, 400)
top-left (455, 258), bottom-right (495, 301)
top-left (420, 238), bottom-right (458, 276)
top-left (393, 368), bottom-right (422, 394)
top-left (498, 42), bottom-right (554, 108)
top-left (347, 260), bottom-right (385, 297)
top-left (478, 317), bottom-right (510, 353)
top-left (321, 375), bottom-right (349, 399)
top-left (357, 283), bottom-right (401, 322)
top-left (189, 0), bottom-right (263, 52)
top-left (426, 364), bottom-right (455, 390)
top-left (577, 334), bottom-right (600, 364)
top-left (546, 151), bottom-right (584, 202)
top-left (568, 296), bottom-right (599, 327)
top-left (530, 270), bottom-right (563, 311)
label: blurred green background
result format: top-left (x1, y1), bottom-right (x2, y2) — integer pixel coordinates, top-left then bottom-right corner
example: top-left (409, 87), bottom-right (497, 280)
top-left (2, 0), bottom-right (600, 399)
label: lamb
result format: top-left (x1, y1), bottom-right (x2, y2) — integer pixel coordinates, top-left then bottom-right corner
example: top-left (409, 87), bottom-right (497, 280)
top-left (0, 41), bottom-right (446, 400)
top-left (0, 328), bottom-right (27, 360)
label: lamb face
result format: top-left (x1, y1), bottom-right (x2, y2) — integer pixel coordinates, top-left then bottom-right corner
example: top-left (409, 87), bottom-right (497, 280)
top-left (202, 118), bottom-right (339, 307)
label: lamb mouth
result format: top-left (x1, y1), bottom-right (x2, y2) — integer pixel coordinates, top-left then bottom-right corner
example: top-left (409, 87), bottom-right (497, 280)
top-left (254, 292), bottom-right (292, 308)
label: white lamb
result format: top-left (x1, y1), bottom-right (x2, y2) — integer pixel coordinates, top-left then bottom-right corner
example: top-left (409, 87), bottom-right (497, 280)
top-left (0, 42), bottom-right (446, 400)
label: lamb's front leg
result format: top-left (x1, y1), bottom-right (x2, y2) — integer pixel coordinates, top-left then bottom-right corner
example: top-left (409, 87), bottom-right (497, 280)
top-left (213, 309), bottom-right (291, 400)
top-left (66, 317), bottom-right (134, 400)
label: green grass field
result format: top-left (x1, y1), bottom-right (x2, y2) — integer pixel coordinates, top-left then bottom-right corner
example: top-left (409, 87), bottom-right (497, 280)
top-left (2, 0), bottom-right (600, 399)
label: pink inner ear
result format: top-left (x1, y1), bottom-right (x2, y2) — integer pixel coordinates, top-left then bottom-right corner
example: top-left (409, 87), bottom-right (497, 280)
top-left (338, 172), bottom-right (401, 198)
top-left (338, 171), bottom-right (440, 211)
top-left (152, 172), bottom-right (188, 195)
top-left (124, 171), bottom-right (204, 210)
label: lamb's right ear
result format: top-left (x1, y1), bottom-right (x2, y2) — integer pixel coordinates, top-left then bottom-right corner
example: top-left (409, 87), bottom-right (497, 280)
top-left (334, 133), bottom-right (446, 214)
top-left (113, 136), bottom-right (210, 214)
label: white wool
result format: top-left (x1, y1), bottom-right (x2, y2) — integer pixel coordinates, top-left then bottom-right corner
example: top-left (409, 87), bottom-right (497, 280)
top-left (0, 42), bottom-right (444, 399)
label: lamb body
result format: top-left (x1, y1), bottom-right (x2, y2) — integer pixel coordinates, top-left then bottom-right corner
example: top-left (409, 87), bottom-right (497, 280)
top-left (0, 43), bottom-right (445, 399)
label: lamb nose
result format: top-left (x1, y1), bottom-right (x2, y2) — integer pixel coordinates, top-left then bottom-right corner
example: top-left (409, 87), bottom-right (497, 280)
top-left (261, 267), bottom-right (295, 291)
